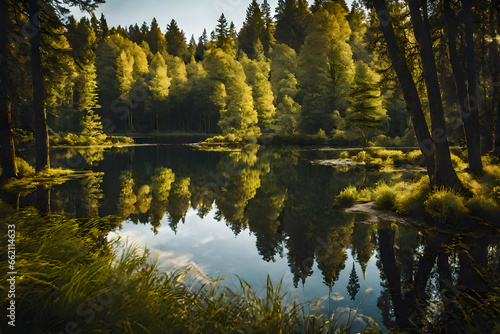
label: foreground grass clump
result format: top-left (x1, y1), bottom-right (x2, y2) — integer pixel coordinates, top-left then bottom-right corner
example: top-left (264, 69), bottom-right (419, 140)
top-left (394, 176), bottom-right (430, 216)
top-left (424, 188), bottom-right (469, 223)
top-left (335, 186), bottom-right (371, 206)
top-left (370, 149), bottom-right (405, 165)
top-left (372, 182), bottom-right (397, 210)
top-left (335, 186), bottom-right (358, 206)
top-left (0, 206), bottom-right (379, 333)
top-left (15, 157), bottom-right (35, 177)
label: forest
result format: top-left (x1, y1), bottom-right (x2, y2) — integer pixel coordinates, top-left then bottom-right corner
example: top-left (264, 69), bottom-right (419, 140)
top-left (1, 0), bottom-right (499, 184)
top-left (2, 0), bottom-right (500, 332)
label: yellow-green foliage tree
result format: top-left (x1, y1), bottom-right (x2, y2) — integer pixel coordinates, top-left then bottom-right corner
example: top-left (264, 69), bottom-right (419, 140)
top-left (297, 2), bottom-right (354, 134)
top-left (147, 52), bottom-right (171, 131)
top-left (240, 44), bottom-right (276, 133)
top-left (270, 43), bottom-right (301, 135)
top-left (203, 48), bottom-right (260, 140)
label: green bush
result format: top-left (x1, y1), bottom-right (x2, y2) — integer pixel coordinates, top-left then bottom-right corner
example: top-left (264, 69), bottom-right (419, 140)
top-left (369, 135), bottom-right (402, 147)
top-left (394, 177), bottom-right (430, 216)
top-left (15, 157), bottom-right (35, 177)
top-left (339, 151), bottom-right (350, 159)
top-left (335, 186), bottom-right (358, 206)
top-left (373, 183), bottom-right (397, 210)
top-left (424, 188), bottom-right (468, 223)
top-left (406, 150), bottom-right (423, 165)
top-left (466, 196), bottom-right (498, 215)
top-left (355, 151), bottom-right (371, 163)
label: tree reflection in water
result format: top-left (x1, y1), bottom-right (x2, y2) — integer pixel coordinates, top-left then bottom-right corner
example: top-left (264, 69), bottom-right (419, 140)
top-left (1, 144), bottom-right (498, 331)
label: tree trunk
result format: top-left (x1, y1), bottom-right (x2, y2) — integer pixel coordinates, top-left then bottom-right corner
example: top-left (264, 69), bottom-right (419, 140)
top-left (408, 0), bottom-right (462, 189)
top-left (28, 0), bottom-right (50, 172)
top-left (444, 0), bottom-right (483, 174)
top-left (36, 185), bottom-right (50, 213)
top-left (0, 0), bottom-right (18, 180)
top-left (462, 0), bottom-right (483, 172)
top-left (373, 0), bottom-right (436, 183)
top-left (0, 97), bottom-right (18, 180)
top-left (377, 224), bottom-right (413, 328)
top-left (494, 2), bottom-right (500, 152)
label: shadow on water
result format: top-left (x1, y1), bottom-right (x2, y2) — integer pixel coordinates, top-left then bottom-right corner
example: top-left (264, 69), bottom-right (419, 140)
top-left (1, 144), bottom-right (499, 332)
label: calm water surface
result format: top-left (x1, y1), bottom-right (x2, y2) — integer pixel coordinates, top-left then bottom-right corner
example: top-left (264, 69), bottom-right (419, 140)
top-left (4, 140), bottom-right (499, 332)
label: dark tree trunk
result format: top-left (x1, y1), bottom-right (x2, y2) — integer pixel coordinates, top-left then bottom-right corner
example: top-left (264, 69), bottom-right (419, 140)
top-left (0, 97), bottom-right (18, 180)
top-left (28, 0), bottom-right (50, 172)
top-left (462, 0), bottom-right (483, 172)
top-left (373, 0), bottom-right (436, 183)
top-left (494, 2), bottom-right (500, 152)
top-left (444, 0), bottom-right (483, 174)
top-left (36, 185), bottom-right (50, 213)
top-left (408, 0), bottom-right (462, 189)
top-left (377, 224), bottom-right (413, 328)
top-left (0, 0), bottom-right (18, 180)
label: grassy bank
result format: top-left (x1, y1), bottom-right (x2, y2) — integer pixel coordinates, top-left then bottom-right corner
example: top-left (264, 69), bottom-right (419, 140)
top-left (335, 152), bottom-right (500, 227)
top-left (0, 203), bottom-right (381, 333)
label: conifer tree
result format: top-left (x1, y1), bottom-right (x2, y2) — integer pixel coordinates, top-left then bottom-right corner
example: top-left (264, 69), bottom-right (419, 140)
top-left (196, 29), bottom-right (208, 61)
top-left (238, 0), bottom-right (265, 59)
top-left (215, 14), bottom-right (231, 51)
top-left (188, 35), bottom-right (197, 59)
top-left (297, 2), bottom-right (354, 134)
top-left (345, 61), bottom-right (388, 144)
top-left (260, 0), bottom-right (275, 54)
top-left (166, 19), bottom-right (189, 61)
top-left (145, 18), bottom-right (166, 54)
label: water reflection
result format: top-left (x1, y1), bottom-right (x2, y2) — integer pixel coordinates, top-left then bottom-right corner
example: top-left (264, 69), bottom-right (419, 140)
top-left (376, 222), bottom-right (500, 332)
top-left (1, 144), bottom-right (498, 331)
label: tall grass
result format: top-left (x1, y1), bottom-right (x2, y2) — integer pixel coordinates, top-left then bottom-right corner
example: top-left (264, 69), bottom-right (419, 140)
top-left (372, 182), bottom-right (397, 210)
top-left (424, 188), bottom-right (468, 223)
top-left (0, 206), bottom-right (381, 333)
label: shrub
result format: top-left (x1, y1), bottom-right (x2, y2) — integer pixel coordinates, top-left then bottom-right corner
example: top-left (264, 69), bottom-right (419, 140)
top-left (15, 157), bottom-right (35, 177)
top-left (335, 186), bottom-right (358, 206)
top-left (373, 149), bottom-right (404, 161)
top-left (466, 196), bottom-right (498, 215)
top-left (355, 151), bottom-right (371, 163)
top-left (406, 150), bottom-right (423, 165)
top-left (369, 135), bottom-right (402, 147)
top-left (424, 188), bottom-right (468, 223)
top-left (204, 135), bottom-right (226, 144)
top-left (373, 183), bottom-right (397, 210)
top-left (394, 177), bottom-right (429, 216)
top-left (339, 151), bottom-right (350, 159)
top-left (395, 190), bottom-right (421, 216)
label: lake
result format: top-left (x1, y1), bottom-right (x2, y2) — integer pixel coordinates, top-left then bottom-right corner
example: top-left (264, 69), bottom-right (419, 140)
top-left (3, 140), bottom-right (499, 332)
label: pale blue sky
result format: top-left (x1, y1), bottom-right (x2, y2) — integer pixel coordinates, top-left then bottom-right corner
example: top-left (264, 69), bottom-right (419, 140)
top-left (72, 0), bottom-right (353, 41)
